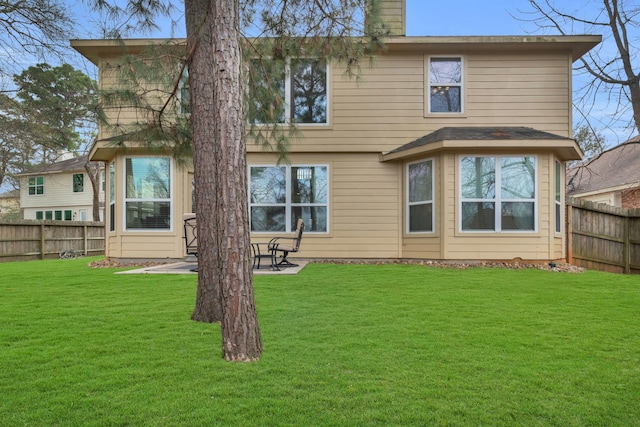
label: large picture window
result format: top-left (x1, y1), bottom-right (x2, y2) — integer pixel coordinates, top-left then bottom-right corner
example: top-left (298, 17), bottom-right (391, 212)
top-left (124, 157), bottom-right (172, 230)
top-left (248, 58), bottom-right (327, 125)
top-left (428, 57), bottom-right (462, 113)
top-left (407, 160), bottom-right (434, 233)
top-left (249, 165), bottom-right (328, 233)
top-left (460, 156), bottom-right (536, 232)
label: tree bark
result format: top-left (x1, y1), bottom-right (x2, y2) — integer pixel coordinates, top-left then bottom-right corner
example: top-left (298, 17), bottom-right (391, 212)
top-left (84, 160), bottom-right (102, 222)
top-left (211, 0), bottom-right (262, 362)
top-left (186, 0), bottom-right (223, 323)
top-left (186, 0), bottom-right (262, 361)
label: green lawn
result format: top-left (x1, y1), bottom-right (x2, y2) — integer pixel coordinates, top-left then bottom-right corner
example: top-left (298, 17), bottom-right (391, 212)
top-left (1, 258), bottom-right (639, 426)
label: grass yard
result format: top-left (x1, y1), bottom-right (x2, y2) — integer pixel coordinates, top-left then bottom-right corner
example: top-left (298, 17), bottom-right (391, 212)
top-left (1, 257), bottom-right (639, 426)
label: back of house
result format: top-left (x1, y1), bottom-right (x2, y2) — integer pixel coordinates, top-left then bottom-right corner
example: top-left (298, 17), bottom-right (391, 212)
top-left (72, 0), bottom-right (600, 262)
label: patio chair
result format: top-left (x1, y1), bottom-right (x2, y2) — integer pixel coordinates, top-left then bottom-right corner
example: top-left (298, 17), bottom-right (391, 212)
top-left (183, 214), bottom-right (198, 257)
top-left (268, 218), bottom-right (304, 267)
top-left (183, 214), bottom-right (198, 272)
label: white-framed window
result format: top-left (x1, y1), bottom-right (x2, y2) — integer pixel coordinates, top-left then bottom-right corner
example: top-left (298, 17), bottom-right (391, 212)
top-left (109, 161), bottom-right (115, 232)
top-left (428, 56), bottom-right (463, 114)
top-left (249, 165), bottom-right (328, 233)
top-left (555, 160), bottom-right (562, 233)
top-left (28, 176), bottom-right (44, 195)
top-left (123, 157), bottom-right (172, 231)
top-left (248, 58), bottom-right (328, 125)
top-left (407, 159), bottom-right (434, 233)
top-left (73, 173), bottom-right (84, 193)
top-left (460, 155), bottom-right (537, 232)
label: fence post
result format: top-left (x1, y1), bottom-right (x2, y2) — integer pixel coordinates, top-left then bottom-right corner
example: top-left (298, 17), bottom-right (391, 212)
top-left (83, 224), bottom-right (88, 256)
top-left (566, 203), bottom-right (573, 264)
top-left (40, 222), bottom-right (45, 260)
top-left (624, 216), bottom-right (631, 274)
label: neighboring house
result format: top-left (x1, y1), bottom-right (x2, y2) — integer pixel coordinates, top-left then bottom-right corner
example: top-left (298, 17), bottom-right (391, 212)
top-left (18, 155), bottom-right (105, 222)
top-left (0, 190), bottom-right (20, 219)
top-left (567, 137), bottom-right (640, 208)
top-left (71, 0), bottom-right (600, 262)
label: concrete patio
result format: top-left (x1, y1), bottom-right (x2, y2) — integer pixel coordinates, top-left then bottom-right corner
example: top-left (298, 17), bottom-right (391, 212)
top-left (116, 260), bottom-right (309, 275)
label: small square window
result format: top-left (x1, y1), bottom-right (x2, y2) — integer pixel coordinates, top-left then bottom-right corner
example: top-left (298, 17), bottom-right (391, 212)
top-left (28, 176), bottom-right (44, 195)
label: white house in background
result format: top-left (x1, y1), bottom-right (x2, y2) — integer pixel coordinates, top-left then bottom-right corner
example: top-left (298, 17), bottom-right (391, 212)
top-left (567, 137), bottom-right (640, 208)
top-left (18, 155), bottom-right (105, 222)
top-left (0, 189), bottom-right (20, 219)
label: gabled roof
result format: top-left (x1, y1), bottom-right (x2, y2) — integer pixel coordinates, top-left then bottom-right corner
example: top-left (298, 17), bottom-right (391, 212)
top-left (17, 155), bottom-right (89, 177)
top-left (381, 127), bottom-right (582, 162)
top-left (567, 137), bottom-right (640, 196)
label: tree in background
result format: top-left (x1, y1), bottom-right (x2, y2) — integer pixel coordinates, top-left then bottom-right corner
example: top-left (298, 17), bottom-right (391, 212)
top-left (0, 0), bottom-right (73, 80)
top-left (94, 0), bottom-right (388, 361)
top-left (0, 64), bottom-right (98, 211)
top-left (525, 0), bottom-right (640, 143)
top-left (574, 124), bottom-right (607, 161)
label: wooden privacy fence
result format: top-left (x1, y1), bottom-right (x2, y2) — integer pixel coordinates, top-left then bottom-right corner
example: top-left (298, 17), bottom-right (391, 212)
top-left (567, 197), bottom-right (640, 274)
top-left (0, 219), bottom-right (105, 262)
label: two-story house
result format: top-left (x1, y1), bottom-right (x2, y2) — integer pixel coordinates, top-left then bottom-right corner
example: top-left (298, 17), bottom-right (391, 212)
top-left (19, 154), bottom-right (105, 222)
top-left (71, 0), bottom-right (600, 262)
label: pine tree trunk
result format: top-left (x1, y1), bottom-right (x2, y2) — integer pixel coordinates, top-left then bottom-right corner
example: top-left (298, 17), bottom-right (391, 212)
top-left (186, 0), bottom-right (223, 323)
top-left (211, 0), bottom-right (262, 362)
top-left (186, 0), bottom-right (262, 361)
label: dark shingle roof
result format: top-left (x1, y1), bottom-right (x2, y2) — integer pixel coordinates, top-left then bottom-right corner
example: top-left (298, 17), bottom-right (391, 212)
top-left (567, 138), bottom-right (640, 195)
top-left (386, 127), bottom-right (572, 156)
top-left (19, 155), bottom-right (89, 176)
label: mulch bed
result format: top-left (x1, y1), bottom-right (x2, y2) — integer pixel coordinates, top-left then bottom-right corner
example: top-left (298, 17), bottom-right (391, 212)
top-left (88, 258), bottom-right (584, 273)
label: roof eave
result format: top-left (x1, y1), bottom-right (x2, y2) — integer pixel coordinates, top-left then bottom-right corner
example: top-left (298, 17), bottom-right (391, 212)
top-left (381, 139), bottom-right (584, 162)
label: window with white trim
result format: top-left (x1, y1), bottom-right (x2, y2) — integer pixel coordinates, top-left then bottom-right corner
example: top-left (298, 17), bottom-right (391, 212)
top-left (407, 159), bottom-right (434, 233)
top-left (428, 57), bottom-right (462, 113)
top-left (249, 165), bottom-right (328, 232)
top-left (460, 156), bottom-right (537, 232)
top-left (28, 176), bottom-right (44, 195)
top-left (555, 161), bottom-right (562, 233)
top-left (248, 58), bottom-right (328, 124)
top-left (124, 157), bottom-right (172, 230)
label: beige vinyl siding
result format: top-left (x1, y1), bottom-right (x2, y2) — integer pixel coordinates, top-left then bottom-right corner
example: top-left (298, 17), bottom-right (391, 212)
top-left (377, 0), bottom-right (405, 36)
top-left (108, 233), bottom-right (186, 259)
top-left (246, 51), bottom-right (572, 156)
top-left (248, 152), bottom-right (401, 259)
top-left (464, 54), bottom-right (571, 136)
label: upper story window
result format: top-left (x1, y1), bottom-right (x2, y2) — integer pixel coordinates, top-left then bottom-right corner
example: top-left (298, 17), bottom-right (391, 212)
top-left (249, 165), bottom-right (328, 233)
top-left (124, 157), bottom-right (172, 230)
top-left (407, 159), bottom-right (434, 233)
top-left (460, 156), bottom-right (537, 232)
top-left (248, 58), bottom-right (327, 125)
top-left (73, 173), bottom-right (84, 193)
top-left (28, 176), bottom-right (44, 195)
top-left (428, 57), bottom-right (463, 113)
